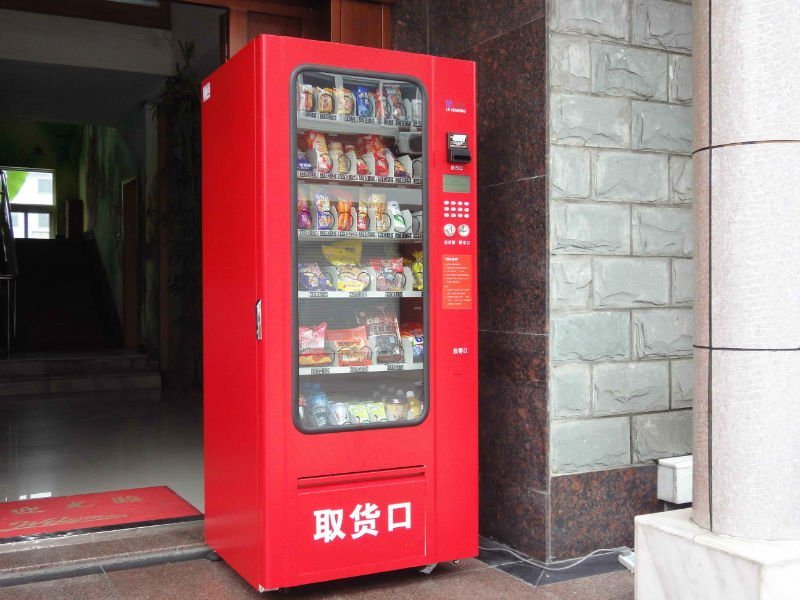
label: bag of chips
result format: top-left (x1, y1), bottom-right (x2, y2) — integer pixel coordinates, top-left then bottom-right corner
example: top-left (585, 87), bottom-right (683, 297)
top-left (326, 326), bottom-right (371, 367)
top-left (356, 309), bottom-right (403, 364)
top-left (299, 322), bottom-right (333, 366)
top-left (334, 88), bottom-right (356, 115)
top-left (297, 189), bottom-right (313, 230)
top-left (371, 258), bottom-right (405, 292)
top-left (298, 84), bottom-right (314, 112)
top-left (314, 191), bottom-right (334, 231)
top-left (401, 324), bottom-right (424, 363)
top-left (315, 87), bottom-right (334, 113)
top-left (335, 190), bottom-right (354, 231)
top-left (298, 263), bottom-right (333, 291)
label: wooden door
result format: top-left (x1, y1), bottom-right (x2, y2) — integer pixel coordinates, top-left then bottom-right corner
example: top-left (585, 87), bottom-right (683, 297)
top-left (122, 178), bottom-right (139, 350)
top-left (331, 0), bottom-right (392, 48)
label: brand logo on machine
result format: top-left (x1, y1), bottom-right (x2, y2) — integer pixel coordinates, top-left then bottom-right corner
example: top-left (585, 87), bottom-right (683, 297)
top-left (445, 99), bottom-right (467, 114)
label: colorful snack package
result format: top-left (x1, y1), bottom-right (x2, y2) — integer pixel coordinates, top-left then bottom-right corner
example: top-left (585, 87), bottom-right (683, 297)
top-left (368, 194), bottom-right (390, 232)
top-left (356, 157), bottom-right (370, 175)
top-left (314, 191), bottom-right (334, 230)
top-left (334, 265), bottom-right (371, 292)
top-left (328, 141), bottom-right (351, 175)
top-left (326, 326), bottom-right (371, 366)
top-left (356, 201), bottom-right (370, 231)
top-left (371, 258), bottom-right (406, 292)
top-left (298, 263), bottom-right (334, 291)
top-left (355, 86), bottom-right (374, 117)
top-left (305, 131), bottom-right (329, 154)
top-left (401, 324), bottom-right (424, 363)
top-left (335, 190), bottom-right (354, 231)
top-left (322, 240), bottom-right (362, 265)
top-left (298, 84), bottom-right (314, 112)
top-left (383, 86), bottom-right (406, 120)
top-left (366, 401), bottom-right (388, 422)
top-left (305, 131), bottom-right (332, 173)
top-left (410, 251), bottom-right (423, 291)
top-left (356, 309), bottom-right (403, 364)
top-left (297, 152), bottom-right (313, 173)
top-left (315, 87), bottom-right (334, 113)
top-left (297, 188), bottom-right (313, 230)
top-left (299, 322), bottom-right (333, 366)
top-left (348, 402), bottom-right (371, 424)
top-left (334, 88), bottom-right (356, 115)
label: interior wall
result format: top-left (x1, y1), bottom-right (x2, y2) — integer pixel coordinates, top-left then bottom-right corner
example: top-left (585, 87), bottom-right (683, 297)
top-left (78, 124), bottom-right (138, 322)
top-left (392, 0), bottom-right (550, 561)
top-left (0, 120), bottom-right (83, 236)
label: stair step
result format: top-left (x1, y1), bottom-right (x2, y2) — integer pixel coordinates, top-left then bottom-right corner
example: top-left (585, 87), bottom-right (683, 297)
top-left (0, 372), bottom-right (162, 397)
top-left (0, 354), bottom-right (153, 378)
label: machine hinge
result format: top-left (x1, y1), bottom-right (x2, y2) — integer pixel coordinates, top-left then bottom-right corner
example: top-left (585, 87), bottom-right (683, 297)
top-left (255, 299), bottom-right (262, 341)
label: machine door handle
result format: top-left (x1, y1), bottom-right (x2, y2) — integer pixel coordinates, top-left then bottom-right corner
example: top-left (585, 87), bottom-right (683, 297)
top-left (255, 299), bottom-right (262, 341)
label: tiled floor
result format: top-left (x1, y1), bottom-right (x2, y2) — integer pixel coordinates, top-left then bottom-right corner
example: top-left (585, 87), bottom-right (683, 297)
top-left (0, 388), bottom-right (203, 510)
top-left (0, 555), bottom-right (634, 599)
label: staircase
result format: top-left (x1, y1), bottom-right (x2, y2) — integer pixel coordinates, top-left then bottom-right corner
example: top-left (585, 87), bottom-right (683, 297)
top-left (0, 352), bottom-right (160, 397)
top-left (13, 238), bottom-right (122, 352)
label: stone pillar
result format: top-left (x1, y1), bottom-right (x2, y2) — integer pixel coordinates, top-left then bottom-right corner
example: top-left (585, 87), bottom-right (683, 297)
top-left (635, 2), bottom-right (800, 598)
top-left (691, 0), bottom-right (800, 542)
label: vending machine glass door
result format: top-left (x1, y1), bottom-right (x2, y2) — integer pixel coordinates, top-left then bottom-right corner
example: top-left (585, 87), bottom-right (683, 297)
top-left (292, 69), bottom-right (427, 433)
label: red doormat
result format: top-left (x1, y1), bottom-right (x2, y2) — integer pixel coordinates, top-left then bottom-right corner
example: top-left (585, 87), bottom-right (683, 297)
top-left (0, 486), bottom-right (201, 543)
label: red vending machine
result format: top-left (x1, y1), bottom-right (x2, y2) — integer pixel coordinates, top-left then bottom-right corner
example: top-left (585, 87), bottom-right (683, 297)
top-left (202, 35), bottom-right (477, 591)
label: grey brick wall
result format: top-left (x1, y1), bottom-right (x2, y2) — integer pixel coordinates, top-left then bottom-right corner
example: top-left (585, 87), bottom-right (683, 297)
top-left (548, 0), bottom-right (693, 475)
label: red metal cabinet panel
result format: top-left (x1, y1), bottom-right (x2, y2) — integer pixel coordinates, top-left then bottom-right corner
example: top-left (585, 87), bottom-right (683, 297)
top-left (202, 35), bottom-right (477, 591)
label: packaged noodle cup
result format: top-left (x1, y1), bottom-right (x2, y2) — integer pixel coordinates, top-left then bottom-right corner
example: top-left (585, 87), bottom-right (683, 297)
top-left (366, 401), bottom-right (388, 422)
top-left (315, 87), bottom-right (334, 113)
top-left (348, 402), bottom-right (371, 424)
top-left (334, 88), bottom-right (356, 115)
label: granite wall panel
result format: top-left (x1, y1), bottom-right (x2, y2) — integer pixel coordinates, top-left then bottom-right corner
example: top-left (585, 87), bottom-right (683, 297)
top-left (550, 465), bottom-right (661, 559)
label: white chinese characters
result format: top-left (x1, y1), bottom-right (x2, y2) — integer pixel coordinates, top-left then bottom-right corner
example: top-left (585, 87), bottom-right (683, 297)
top-left (313, 502), bottom-right (411, 543)
top-left (313, 509), bottom-right (346, 543)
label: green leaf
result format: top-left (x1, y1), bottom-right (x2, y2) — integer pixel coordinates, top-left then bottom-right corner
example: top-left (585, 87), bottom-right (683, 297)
top-left (6, 171), bottom-right (28, 201)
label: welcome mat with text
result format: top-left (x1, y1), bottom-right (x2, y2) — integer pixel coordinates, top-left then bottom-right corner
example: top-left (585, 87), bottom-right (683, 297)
top-left (0, 486), bottom-right (201, 543)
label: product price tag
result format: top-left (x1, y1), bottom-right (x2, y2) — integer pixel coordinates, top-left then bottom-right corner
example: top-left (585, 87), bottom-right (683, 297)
top-left (387, 364), bottom-right (405, 371)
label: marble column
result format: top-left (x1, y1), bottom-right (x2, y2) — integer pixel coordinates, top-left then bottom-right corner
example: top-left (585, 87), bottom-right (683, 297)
top-left (692, 0), bottom-right (800, 542)
top-left (635, 2), bottom-right (800, 597)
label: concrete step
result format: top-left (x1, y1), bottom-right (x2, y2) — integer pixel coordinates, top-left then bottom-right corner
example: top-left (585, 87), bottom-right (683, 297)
top-left (0, 354), bottom-right (153, 378)
top-left (0, 372), bottom-right (162, 397)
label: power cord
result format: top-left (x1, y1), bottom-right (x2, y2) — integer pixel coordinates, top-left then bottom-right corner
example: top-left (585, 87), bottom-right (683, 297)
top-left (478, 544), bottom-right (633, 572)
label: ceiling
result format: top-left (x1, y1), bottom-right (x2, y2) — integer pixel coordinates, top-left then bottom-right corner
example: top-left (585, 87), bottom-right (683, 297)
top-left (0, 58), bottom-right (167, 126)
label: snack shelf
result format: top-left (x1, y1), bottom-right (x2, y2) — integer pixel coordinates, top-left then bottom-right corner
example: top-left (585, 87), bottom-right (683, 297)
top-left (298, 230), bottom-right (422, 241)
top-left (298, 112), bottom-right (422, 135)
top-left (297, 171), bottom-right (422, 188)
top-left (298, 290), bottom-right (422, 299)
top-left (299, 363), bottom-right (424, 376)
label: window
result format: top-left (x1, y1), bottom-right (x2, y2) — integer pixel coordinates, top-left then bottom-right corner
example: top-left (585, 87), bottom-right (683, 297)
top-left (3, 168), bottom-right (55, 239)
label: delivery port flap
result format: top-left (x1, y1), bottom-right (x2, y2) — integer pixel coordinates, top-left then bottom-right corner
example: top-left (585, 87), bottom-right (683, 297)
top-left (297, 467), bottom-right (426, 576)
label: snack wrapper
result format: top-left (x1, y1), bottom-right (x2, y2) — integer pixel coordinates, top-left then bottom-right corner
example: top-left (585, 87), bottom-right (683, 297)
top-left (299, 322), bottom-right (333, 366)
top-left (314, 191), bottom-right (334, 230)
top-left (334, 88), bottom-right (356, 115)
top-left (315, 87), bottom-right (334, 113)
top-left (326, 326), bottom-right (371, 367)
top-left (298, 263), bottom-right (333, 291)
top-left (371, 258), bottom-right (406, 292)
top-left (297, 189), bottom-right (313, 230)
top-left (298, 84), bottom-right (314, 112)
top-left (356, 309), bottom-right (403, 364)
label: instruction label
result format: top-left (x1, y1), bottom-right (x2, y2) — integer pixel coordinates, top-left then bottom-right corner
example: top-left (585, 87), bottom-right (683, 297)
top-left (442, 255), bottom-right (472, 309)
